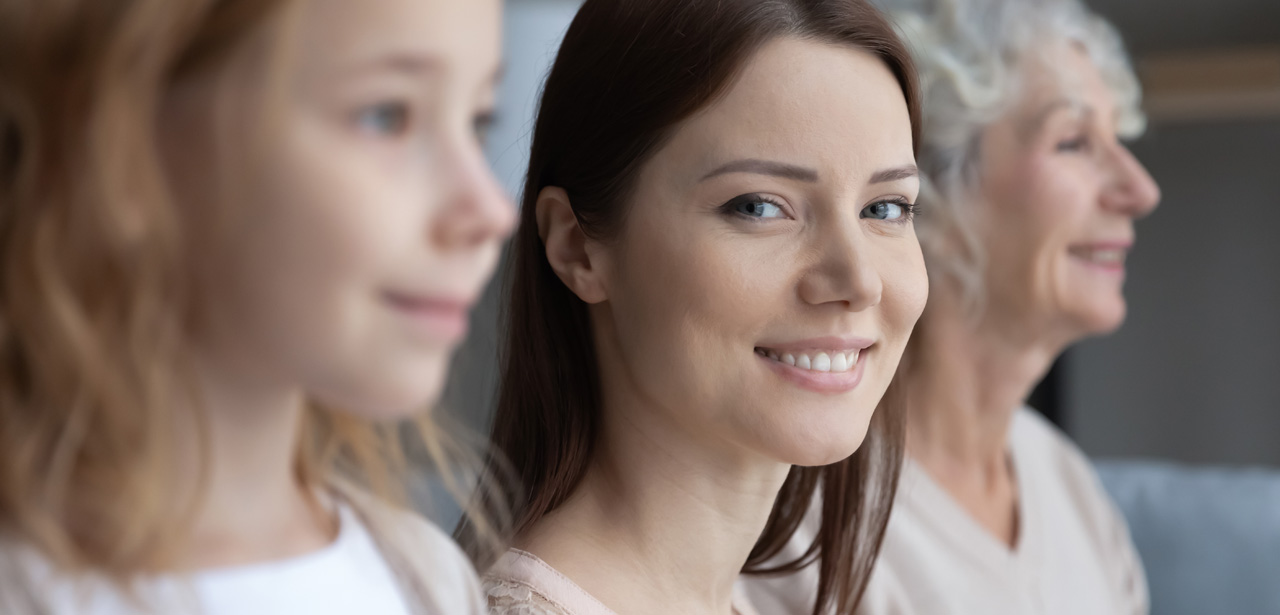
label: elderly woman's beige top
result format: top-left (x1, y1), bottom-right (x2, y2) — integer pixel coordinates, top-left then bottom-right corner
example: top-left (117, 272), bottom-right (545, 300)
top-left (485, 549), bottom-right (761, 615)
top-left (745, 408), bottom-right (1148, 615)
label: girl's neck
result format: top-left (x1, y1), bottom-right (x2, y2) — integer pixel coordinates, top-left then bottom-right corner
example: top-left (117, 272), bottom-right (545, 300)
top-left (175, 355), bottom-right (334, 571)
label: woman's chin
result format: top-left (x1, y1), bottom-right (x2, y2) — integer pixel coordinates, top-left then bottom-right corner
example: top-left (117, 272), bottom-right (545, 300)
top-left (763, 420), bottom-right (873, 468)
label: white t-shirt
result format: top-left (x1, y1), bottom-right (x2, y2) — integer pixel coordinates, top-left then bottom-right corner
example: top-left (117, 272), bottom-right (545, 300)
top-left (12, 502), bottom-right (453, 615)
top-left (745, 408), bottom-right (1148, 615)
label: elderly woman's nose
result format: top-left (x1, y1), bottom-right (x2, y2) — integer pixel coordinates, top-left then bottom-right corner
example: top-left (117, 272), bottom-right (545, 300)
top-left (1101, 143), bottom-right (1161, 219)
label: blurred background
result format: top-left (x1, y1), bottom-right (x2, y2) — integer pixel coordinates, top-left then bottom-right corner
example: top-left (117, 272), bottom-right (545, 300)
top-left (440, 0), bottom-right (1280, 612)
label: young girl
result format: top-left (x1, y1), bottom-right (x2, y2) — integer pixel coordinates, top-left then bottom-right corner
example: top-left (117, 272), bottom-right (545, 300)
top-left (0, 0), bottom-right (512, 612)
top-left (460, 1), bottom-right (928, 613)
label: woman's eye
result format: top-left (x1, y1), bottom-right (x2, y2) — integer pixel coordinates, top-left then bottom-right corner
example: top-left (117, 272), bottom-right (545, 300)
top-left (729, 198), bottom-right (787, 219)
top-left (861, 200), bottom-right (911, 221)
top-left (355, 102), bottom-right (411, 137)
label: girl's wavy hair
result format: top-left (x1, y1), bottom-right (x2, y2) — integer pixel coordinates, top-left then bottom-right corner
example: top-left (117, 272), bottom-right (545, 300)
top-left (456, 1), bottom-right (921, 614)
top-left (0, 0), bottom-right (500, 586)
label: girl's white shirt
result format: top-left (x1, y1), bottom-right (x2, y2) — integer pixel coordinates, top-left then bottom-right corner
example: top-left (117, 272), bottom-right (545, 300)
top-left (6, 497), bottom-right (482, 615)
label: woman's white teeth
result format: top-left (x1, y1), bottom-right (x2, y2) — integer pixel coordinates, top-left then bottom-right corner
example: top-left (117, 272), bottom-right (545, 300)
top-left (758, 348), bottom-right (860, 373)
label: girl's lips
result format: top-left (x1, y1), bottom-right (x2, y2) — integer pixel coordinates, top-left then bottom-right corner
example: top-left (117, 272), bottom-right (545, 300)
top-left (382, 291), bottom-right (472, 341)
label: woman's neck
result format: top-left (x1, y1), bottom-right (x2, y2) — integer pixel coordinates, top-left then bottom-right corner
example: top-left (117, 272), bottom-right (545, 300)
top-left (175, 354), bottom-right (334, 571)
top-left (519, 398), bottom-right (788, 615)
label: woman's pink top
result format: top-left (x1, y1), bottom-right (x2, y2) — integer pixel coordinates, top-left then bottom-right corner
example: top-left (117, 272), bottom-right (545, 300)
top-left (484, 548), bottom-right (760, 615)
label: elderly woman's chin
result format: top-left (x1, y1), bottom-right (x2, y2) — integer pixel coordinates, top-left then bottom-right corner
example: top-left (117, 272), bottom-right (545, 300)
top-left (1059, 278), bottom-right (1130, 339)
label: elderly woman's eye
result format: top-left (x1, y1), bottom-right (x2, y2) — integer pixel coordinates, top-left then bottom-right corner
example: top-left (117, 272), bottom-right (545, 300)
top-left (1056, 134), bottom-right (1089, 152)
top-left (720, 194), bottom-right (788, 220)
top-left (862, 200), bottom-right (914, 222)
top-left (355, 102), bottom-right (411, 137)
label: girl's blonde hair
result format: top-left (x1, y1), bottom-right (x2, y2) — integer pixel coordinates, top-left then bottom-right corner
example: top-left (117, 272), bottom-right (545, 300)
top-left (0, 0), bottom-right (499, 590)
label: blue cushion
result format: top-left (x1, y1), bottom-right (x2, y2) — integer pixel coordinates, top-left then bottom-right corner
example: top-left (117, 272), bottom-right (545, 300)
top-left (1095, 460), bottom-right (1280, 615)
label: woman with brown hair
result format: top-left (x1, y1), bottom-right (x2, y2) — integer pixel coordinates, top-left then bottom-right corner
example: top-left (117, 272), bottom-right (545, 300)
top-left (459, 1), bottom-right (928, 613)
top-left (0, 0), bottom-right (512, 613)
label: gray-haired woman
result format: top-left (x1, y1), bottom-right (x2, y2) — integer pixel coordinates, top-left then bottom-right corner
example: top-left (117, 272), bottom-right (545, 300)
top-left (746, 0), bottom-right (1160, 613)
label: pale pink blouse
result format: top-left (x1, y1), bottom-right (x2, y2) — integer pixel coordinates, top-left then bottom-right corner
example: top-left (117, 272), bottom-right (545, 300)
top-left (484, 549), bottom-right (761, 615)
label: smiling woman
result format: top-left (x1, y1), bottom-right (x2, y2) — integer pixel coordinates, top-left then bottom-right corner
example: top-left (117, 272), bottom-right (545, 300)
top-left (0, 0), bottom-right (512, 613)
top-left (456, 1), bottom-right (926, 614)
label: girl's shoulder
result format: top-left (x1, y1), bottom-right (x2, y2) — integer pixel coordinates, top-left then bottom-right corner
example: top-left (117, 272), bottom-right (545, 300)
top-left (335, 483), bottom-right (486, 615)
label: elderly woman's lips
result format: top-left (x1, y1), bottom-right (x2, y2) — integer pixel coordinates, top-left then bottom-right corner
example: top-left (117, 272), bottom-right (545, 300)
top-left (1068, 244), bottom-right (1129, 270)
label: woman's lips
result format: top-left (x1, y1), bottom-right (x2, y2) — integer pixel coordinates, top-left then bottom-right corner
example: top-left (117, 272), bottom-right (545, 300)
top-left (754, 338), bottom-right (873, 394)
top-left (382, 291), bottom-right (472, 341)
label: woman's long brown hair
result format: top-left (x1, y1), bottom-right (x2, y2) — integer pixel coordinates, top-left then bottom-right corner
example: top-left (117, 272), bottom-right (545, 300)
top-left (458, 1), bottom-right (921, 613)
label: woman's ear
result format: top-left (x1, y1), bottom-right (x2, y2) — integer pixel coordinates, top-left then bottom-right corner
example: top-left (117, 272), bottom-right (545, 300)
top-left (535, 186), bottom-right (608, 304)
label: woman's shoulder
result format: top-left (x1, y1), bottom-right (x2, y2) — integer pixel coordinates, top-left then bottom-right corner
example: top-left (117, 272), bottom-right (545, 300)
top-left (482, 549), bottom-right (614, 615)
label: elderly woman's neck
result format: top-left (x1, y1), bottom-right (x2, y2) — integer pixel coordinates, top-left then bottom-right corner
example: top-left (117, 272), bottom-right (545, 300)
top-left (906, 303), bottom-right (1064, 470)
top-left (903, 304), bottom-right (1065, 547)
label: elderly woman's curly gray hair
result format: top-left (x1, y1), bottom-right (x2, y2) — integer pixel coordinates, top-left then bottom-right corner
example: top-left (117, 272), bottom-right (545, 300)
top-left (877, 0), bottom-right (1145, 318)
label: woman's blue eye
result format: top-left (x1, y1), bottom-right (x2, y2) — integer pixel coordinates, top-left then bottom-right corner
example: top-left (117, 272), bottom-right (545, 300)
top-left (725, 196), bottom-right (786, 219)
top-left (862, 200), bottom-right (909, 221)
top-left (356, 102), bottom-right (410, 136)
top-left (736, 200), bottom-right (784, 218)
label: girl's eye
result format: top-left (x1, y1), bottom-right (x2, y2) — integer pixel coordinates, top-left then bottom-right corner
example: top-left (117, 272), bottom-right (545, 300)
top-left (474, 111), bottom-right (496, 144)
top-left (1056, 134), bottom-right (1089, 153)
top-left (861, 200), bottom-right (913, 222)
top-left (722, 194), bottom-right (788, 220)
top-left (355, 102), bottom-right (411, 137)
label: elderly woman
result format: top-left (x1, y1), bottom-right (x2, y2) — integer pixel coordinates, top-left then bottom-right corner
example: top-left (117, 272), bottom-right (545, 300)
top-left (747, 0), bottom-right (1161, 613)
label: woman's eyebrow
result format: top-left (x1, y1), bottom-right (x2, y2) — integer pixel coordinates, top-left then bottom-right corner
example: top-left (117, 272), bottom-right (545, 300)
top-left (699, 158), bottom-right (819, 182)
top-left (869, 164), bottom-right (918, 184)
